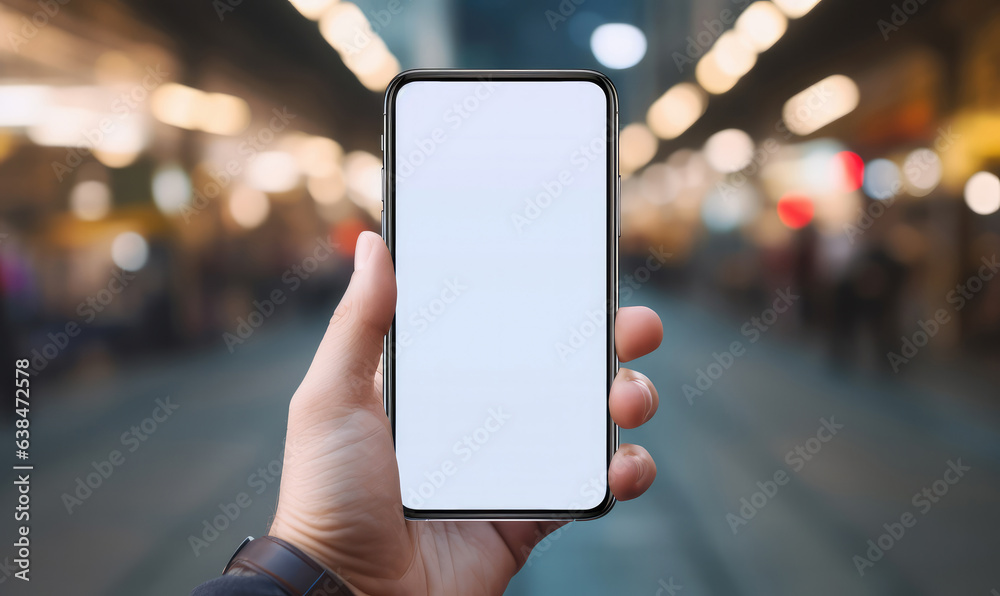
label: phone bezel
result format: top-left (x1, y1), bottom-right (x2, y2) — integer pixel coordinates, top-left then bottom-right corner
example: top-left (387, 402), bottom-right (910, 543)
top-left (382, 69), bottom-right (619, 521)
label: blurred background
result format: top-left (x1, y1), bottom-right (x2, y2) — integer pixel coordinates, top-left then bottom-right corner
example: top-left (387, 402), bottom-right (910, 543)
top-left (2, 0), bottom-right (999, 594)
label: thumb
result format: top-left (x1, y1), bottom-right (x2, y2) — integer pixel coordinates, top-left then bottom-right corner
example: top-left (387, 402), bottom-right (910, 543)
top-left (294, 231), bottom-right (396, 414)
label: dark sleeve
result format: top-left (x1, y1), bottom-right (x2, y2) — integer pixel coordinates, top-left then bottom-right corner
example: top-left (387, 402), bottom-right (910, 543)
top-left (191, 573), bottom-right (289, 596)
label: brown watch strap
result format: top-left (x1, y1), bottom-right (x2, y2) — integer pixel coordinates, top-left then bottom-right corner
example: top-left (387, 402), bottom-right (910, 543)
top-left (224, 536), bottom-right (355, 596)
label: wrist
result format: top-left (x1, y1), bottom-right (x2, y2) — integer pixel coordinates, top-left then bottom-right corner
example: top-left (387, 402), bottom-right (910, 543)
top-left (268, 514), bottom-right (366, 595)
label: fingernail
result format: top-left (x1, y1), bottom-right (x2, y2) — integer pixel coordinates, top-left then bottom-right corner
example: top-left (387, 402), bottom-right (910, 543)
top-left (354, 233), bottom-right (375, 271)
top-left (632, 379), bottom-right (653, 420)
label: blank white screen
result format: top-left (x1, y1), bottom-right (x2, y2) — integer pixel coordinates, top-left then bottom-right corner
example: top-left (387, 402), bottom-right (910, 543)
top-left (393, 79), bottom-right (610, 512)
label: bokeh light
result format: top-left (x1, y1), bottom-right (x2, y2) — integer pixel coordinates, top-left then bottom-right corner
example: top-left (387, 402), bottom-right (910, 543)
top-left (783, 75), bottom-right (859, 136)
top-left (287, 0), bottom-right (336, 20)
top-left (964, 171), bottom-right (1000, 215)
top-left (777, 193), bottom-right (814, 228)
top-left (247, 152), bottom-right (300, 193)
top-left (152, 165), bottom-right (192, 215)
top-left (228, 185), bottom-right (271, 229)
top-left (736, 2), bottom-right (789, 52)
top-left (704, 129), bottom-right (755, 173)
top-left (590, 24), bottom-right (647, 70)
top-left (111, 231), bottom-right (149, 271)
top-left (833, 151), bottom-right (864, 192)
top-left (902, 148), bottom-right (942, 196)
top-left (69, 180), bottom-right (112, 221)
top-left (862, 159), bottom-right (901, 200)
top-left (701, 185), bottom-right (760, 232)
top-left (620, 123), bottom-right (658, 176)
top-left (646, 83), bottom-right (707, 139)
top-left (772, 0), bottom-right (823, 18)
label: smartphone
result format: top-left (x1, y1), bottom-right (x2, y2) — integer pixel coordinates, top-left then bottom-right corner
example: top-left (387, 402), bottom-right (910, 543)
top-left (382, 69), bottom-right (619, 520)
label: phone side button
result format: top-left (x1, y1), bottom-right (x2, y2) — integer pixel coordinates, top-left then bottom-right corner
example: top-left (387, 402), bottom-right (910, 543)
top-left (616, 175), bottom-right (621, 237)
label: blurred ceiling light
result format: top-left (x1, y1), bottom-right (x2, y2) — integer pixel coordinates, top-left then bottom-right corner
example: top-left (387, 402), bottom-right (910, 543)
top-left (94, 51), bottom-right (139, 84)
top-left (297, 136), bottom-right (343, 178)
top-left (307, 169), bottom-right (347, 205)
top-left (620, 123), bottom-right (658, 176)
top-left (93, 150), bottom-right (140, 168)
top-left (199, 93), bottom-right (251, 135)
top-left (93, 115), bottom-right (147, 168)
top-left (772, 0), bottom-right (822, 19)
top-left (343, 150), bottom-right (382, 216)
top-left (320, 2), bottom-right (400, 91)
top-left (229, 185), bottom-right (271, 229)
top-left (69, 180), bottom-right (111, 221)
top-left (704, 129), bottom-right (755, 173)
top-left (288, 0), bottom-right (337, 20)
top-left (27, 107), bottom-right (94, 146)
top-left (319, 1), bottom-right (368, 52)
top-left (696, 52), bottom-right (741, 95)
top-left (735, 2), bottom-right (788, 52)
top-left (782, 74), bottom-right (859, 136)
top-left (247, 151), bottom-right (300, 193)
top-left (111, 231), bottom-right (149, 271)
top-left (902, 148), bottom-right (942, 196)
top-left (590, 23), bottom-right (647, 70)
top-left (151, 83), bottom-right (204, 130)
top-left (777, 194), bottom-right (814, 229)
top-left (862, 159), bottom-right (901, 200)
top-left (964, 172), bottom-right (1000, 215)
top-left (701, 186), bottom-right (759, 232)
top-left (0, 85), bottom-right (50, 127)
top-left (350, 41), bottom-right (402, 92)
top-left (151, 83), bottom-right (250, 135)
top-left (833, 150), bottom-right (864, 192)
top-left (152, 165), bottom-right (192, 215)
top-left (646, 83), bottom-right (707, 140)
top-left (712, 31), bottom-right (757, 77)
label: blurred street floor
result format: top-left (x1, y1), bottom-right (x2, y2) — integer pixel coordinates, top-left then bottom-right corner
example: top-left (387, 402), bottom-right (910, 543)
top-left (12, 287), bottom-right (1000, 595)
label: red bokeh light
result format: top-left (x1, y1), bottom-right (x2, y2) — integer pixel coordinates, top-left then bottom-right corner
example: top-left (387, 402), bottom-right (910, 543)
top-left (777, 194), bottom-right (815, 229)
top-left (835, 151), bottom-right (865, 192)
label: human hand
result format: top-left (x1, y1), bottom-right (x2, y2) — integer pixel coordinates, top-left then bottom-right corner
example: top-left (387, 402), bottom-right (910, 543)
top-left (269, 231), bottom-right (663, 595)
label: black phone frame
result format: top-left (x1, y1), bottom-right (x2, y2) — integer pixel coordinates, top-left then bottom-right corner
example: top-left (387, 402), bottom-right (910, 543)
top-left (382, 69), bottom-right (620, 521)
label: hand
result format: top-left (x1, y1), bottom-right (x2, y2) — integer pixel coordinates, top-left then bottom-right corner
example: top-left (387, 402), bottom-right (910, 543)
top-left (269, 231), bottom-right (663, 595)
